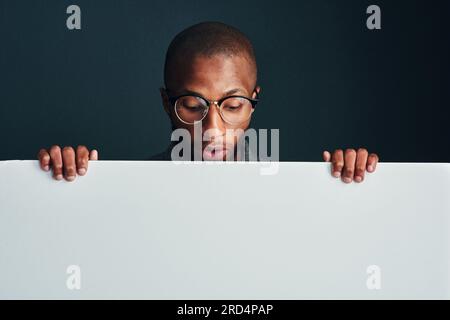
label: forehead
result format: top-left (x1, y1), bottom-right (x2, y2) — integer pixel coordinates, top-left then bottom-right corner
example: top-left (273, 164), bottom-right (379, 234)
top-left (168, 54), bottom-right (256, 98)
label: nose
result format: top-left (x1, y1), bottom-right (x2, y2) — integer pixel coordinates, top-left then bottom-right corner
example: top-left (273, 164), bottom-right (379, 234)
top-left (202, 102), bottom-right (226, 135)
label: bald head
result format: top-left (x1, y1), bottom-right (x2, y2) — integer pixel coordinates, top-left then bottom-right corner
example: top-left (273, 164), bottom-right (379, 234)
top-left (164, 21), bottom-right (257, 89)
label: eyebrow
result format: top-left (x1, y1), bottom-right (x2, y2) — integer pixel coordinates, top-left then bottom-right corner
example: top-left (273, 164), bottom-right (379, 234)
top-left (174, 88), bottom-right (247, 99)
top-left (223, 88), bottom-right (245, 96)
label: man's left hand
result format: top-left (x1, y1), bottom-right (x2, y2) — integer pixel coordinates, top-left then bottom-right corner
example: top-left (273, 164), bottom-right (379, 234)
top-left (323, 148), bottom-right (379, 183)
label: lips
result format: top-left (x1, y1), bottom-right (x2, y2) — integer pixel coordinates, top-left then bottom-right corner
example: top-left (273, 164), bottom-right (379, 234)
top-left (203, 143), bottom-right (228, 161)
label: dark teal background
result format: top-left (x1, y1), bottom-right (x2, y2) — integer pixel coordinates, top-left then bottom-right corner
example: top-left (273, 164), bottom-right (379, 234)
top-left (0, 0), bottom-right (449, 161)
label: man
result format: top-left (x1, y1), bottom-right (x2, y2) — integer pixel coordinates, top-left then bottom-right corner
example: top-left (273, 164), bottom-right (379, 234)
top-left (37, 21), bottom-right (379, 183)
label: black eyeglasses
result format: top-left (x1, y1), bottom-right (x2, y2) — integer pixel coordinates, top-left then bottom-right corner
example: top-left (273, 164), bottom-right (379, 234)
top-left (166, 90), bottom-right (259, 125)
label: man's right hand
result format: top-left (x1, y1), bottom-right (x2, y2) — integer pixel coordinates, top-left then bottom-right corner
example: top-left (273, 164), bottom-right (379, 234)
top-left (37, 145), bottom-right (98, 181)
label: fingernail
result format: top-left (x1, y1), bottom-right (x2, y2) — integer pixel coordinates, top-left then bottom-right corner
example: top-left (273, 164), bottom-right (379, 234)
top-left (354, 176), bottom-right (362, 183)
top-left (343, 177), bottom-right (352, 183)
top-left (333, 171), bottom-right (341, 178)
top-left (55, 174), bottom-right (63, 180)
top-left (367, 165), bottom-right (374, 172)
top-left (66, 176), bottom-right (75, 181)
top-left (43, 165), bottom-right (49, 171)
top-left (78, 168), bottom-right (86, 176)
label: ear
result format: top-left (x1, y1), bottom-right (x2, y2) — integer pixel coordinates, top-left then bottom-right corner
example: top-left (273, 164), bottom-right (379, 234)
top-left (159, 87), bottom-right (171, 115)
top-left (253, 85), bottom-right (261, 99)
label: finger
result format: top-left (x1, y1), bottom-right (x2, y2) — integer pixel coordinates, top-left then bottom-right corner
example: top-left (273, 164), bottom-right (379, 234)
top-left (354, 148), bottom-right (368, 183)
top-left (342, 149), bottom-right (356, 183)
top-left (367, 153), bottom-right (379, 172)
top-left (49, 145), bottom-right (63, 180)
top-left (76, 145), bottom-right (89, 176)
top-left (62, 146), bottom-right (77, 182)
top-left (323, 150), bottom-right (331, 162)
top-left (89, 149), bottom-right (98, 161)
top-left (37, 148), bottom-right (50, 171)
top-left (331, 149), bottom-right (344, 178)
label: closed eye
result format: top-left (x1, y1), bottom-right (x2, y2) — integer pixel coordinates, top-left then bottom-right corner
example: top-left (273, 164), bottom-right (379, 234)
top-left (224, 105), bottom-right (242, 111)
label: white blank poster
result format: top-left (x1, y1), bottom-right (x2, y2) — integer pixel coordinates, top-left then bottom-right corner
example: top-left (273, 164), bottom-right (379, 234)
top-left (0, 160), bottom-right (449, 299)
